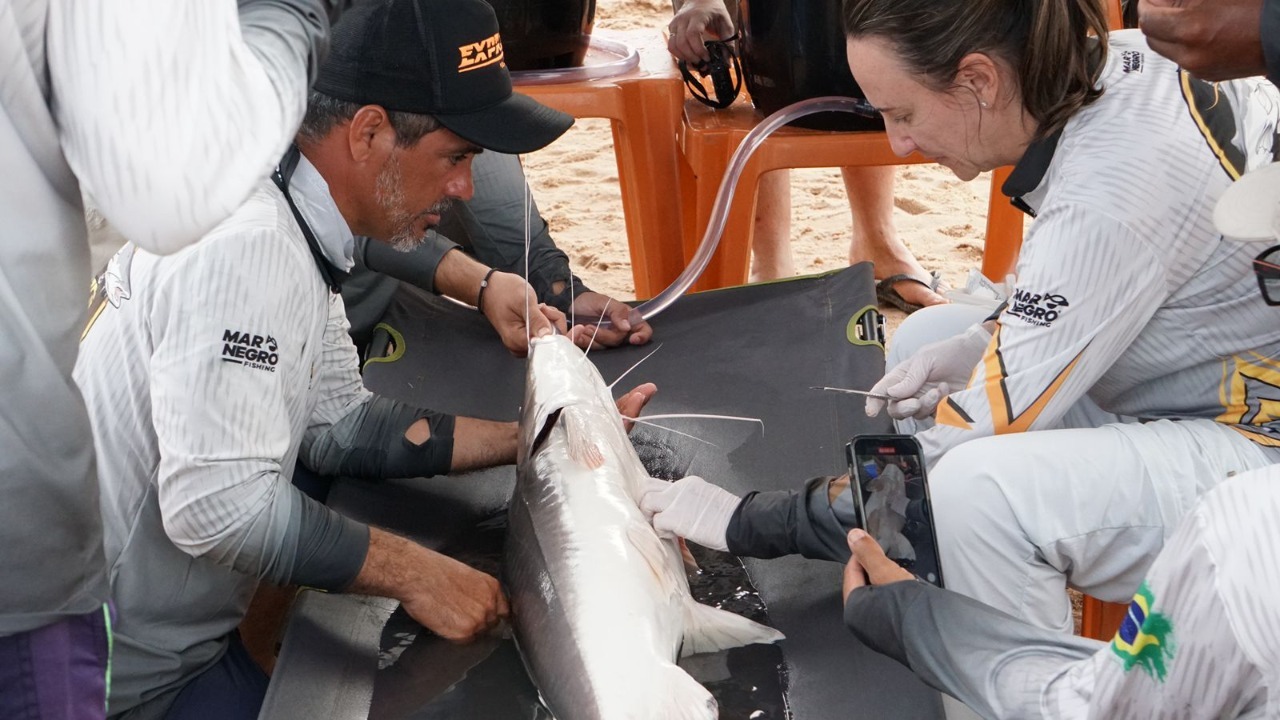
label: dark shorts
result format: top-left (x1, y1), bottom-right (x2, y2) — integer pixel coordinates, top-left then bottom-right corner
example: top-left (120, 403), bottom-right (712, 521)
top-left (164, 633), bottom-right (268, 720)
top-left (0, 605), bottom-right (111, 720)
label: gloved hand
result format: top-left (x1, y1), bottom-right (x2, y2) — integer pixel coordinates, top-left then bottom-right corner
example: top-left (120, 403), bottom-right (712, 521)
top-left (865, 323), bottom-right (991, 420)
top-left (639, 475), bottom-right (741, 552)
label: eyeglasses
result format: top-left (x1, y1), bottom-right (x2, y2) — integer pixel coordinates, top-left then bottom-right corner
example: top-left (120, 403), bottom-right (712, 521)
top-left (1253, 244), bottom-right (1280, 306)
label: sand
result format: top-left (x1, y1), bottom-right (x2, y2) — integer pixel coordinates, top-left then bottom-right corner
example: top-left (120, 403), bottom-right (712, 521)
top-left (521, 0), bottom-right (996, 325)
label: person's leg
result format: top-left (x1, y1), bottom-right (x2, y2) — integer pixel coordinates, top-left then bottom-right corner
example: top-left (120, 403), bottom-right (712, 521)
top-left (929, 419), bottom-right (1274, 632)
top-left (748, 170), bottom-right (793, 282)
top-left (0, 605), bottom-right (111, 720)
top-left (842, 166), bottom-right (946, 309)
top-left (164, 633), bottom-right (269, 720)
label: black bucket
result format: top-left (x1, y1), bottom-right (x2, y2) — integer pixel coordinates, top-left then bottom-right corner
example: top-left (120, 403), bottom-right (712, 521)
top-left (738, 0), bottom-right (884, 131)
top-left (483, 0), bottom-right (596, 71)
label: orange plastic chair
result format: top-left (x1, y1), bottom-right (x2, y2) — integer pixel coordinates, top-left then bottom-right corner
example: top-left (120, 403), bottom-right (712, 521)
top-left (676, 96), bottom-right (1025, 290)
top-left (1081, 594), bottom-right (1130, 641)
top-left (516, 30), bottom-right (686, 298)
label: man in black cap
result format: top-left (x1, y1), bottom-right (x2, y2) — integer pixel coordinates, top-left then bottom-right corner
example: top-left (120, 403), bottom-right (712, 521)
top-left (73, 0), bottom-right (655, 717)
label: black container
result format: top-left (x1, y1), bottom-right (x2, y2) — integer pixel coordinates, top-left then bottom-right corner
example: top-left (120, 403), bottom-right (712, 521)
top-left (738, 0), bottom-right (884, 131)
top-left (483, 0), bottom-right (596, 71)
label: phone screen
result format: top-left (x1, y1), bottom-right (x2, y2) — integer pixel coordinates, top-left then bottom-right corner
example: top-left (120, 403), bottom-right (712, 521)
top-left (846, 435), bottom-right (944, 587)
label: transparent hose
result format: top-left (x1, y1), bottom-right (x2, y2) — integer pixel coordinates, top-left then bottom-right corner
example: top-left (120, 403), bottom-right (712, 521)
top-left (629, 96), bottom-right (881, 323)
top-left (510, 37), bottom-right (640, 86)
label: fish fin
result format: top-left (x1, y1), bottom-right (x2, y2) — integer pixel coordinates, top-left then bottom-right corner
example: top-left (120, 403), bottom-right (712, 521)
top-left (678, 537), bottom-right (700, 573)
top-left (563, 407), bottom-right (605, 469)
top-left (680, 601), bottom-right (785, 657)
top-left (624, 523), bottom-right (683, 595)
top-left (651, 665), bottom-right (718, 720)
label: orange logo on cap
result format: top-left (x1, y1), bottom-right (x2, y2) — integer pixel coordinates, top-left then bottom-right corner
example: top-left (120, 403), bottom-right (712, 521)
top-left (458, 33), bottom-right (505, 73)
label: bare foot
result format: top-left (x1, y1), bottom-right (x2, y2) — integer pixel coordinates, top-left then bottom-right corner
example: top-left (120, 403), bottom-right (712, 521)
top-left (851, 231), bottom-right (948, 309)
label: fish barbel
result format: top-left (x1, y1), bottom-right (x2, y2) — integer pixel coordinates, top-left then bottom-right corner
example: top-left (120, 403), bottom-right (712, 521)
top-left (505, 334), bottom-right (784, 720)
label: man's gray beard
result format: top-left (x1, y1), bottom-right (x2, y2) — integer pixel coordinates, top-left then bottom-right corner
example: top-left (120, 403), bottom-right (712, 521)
top-left (374, 155), bottom-right (452, 252)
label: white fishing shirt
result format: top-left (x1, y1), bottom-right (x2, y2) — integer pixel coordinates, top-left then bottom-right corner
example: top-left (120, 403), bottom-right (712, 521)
top-left (73, 156), bottom-right (370, 714)
top-left (0, 0), bottom-right (320, 635)
top-left (921, 31), bottom-right (1280, 465)
top-left (1040, 466), bottom-right (1280, 718)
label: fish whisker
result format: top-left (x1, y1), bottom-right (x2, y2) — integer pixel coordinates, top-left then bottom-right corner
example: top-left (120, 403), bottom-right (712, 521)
top-left (621, 418), bottom-right (720, 447)
top-left (631, 412), bottom-right (763, 435)
top-left (584, 296), bottom-right (611, 357)
top-left (608, 343), bottom-right (663, 390)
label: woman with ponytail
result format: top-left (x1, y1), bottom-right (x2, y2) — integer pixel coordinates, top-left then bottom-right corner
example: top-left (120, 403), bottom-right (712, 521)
top-left (841, 0), bottom-right (1280, 635)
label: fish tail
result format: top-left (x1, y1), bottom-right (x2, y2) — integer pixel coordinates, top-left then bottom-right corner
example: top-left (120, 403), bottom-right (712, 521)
top-left (680, 600), bottom-right (786, 657)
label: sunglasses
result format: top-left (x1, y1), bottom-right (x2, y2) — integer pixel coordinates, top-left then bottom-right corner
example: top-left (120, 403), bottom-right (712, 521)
top-left (1253, 244), bottom-right (1280, 306)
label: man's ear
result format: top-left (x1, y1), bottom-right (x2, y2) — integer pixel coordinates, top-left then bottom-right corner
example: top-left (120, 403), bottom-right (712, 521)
top-left (346, 105), bottom-right (397, 164)
top-left (954, 52), bottom-right (1001, 108)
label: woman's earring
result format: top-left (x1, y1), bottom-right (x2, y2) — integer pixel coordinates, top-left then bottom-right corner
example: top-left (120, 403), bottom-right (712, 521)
top-left (979, 100), bottom-right (989, 108)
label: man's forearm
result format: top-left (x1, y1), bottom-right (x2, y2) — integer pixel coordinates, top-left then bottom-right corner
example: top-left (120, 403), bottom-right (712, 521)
top-left (434, 247), bottom-right (491, 306)
top-left (451, 418), bottom-right (518, 471)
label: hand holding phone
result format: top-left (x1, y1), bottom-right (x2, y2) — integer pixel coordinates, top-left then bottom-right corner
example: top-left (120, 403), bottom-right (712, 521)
top-left (845, 434), bottom-right (944, 587)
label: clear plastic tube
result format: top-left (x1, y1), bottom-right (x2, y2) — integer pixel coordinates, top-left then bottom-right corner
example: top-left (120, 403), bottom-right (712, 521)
top-left (510, 37), bottom-right (640, 86)
top-left (631, 96), bottom-right (881, 323)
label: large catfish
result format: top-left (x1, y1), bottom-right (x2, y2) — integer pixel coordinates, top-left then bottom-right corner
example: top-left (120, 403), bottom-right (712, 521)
top-left (505, 334), bottom-right (784, 720)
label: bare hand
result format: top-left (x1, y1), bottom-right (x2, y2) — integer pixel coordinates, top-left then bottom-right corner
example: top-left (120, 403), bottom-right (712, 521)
top-left (481, 271), bottom-right (569, 357)
top-left (349, 529), bottom-right (509, 644)
top-left (1138, 0), bottom-right (1267, 81)
top-left (568, 291), bottom-right (654, 349)
top-left (841, 529), bottom-right (914, 605)
top-left (402, 549), bottom-right (510, 643)
top-left (615, 382), bottom-right (658, 432)
top-left (668, 0), bottom-right (735, 64)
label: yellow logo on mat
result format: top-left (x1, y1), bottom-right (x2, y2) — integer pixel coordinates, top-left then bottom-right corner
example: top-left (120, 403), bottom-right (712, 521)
top-left (458, 33), bottom-right (505, 73)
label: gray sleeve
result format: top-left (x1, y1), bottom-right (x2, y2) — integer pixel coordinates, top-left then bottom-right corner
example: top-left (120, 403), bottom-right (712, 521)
top-left (437, 152), bottom-right (591, 311)
top-left (844, 581), bottom-right (1105, 719)
top-left (354, 233), bottom-right (461, 295)
top-left (302, 395), bottom-right (456, 480)
top-left (725, 476), bottom-right (853, 562)
top-left (281, 490), bottom-right (369, 590)
top-left (1264, 0), bottom-right (1280, 88)
top-left (238, 0), bottom-right (332, 87)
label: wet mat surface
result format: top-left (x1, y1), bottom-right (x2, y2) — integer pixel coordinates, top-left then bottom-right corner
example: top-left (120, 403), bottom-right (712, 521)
top-left (262, 266), bottom-right (945, 719)
top-left (367, 514), bottom-right (788, 720)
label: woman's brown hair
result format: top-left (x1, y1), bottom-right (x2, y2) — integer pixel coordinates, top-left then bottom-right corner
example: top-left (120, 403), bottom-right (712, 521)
top-left (843, 0), bottom-right (1110, 138)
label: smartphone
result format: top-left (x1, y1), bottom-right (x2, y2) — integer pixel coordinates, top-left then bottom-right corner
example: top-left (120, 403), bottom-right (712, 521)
top-left (845, 434), bottom-right (944, 587)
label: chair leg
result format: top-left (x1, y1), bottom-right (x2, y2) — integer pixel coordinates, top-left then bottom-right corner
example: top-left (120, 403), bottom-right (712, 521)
top-left (981, 166), bottom-right (1024, 281)
top-left (1080, 595), bottom-right (1130, 641)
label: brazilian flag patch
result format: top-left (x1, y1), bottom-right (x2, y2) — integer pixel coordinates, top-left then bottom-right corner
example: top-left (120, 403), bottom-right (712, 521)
top-left (1110, 582), bottom-right (1175, 681)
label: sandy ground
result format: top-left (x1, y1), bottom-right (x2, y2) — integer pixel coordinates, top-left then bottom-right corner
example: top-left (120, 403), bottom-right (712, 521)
top-left (521, 0), bottom-right (997, 333)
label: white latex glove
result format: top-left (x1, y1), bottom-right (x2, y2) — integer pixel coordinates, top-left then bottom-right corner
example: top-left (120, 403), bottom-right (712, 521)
top-left (865, 323), bottom-right (992, 420)
top-left (639, 475), bottom-right (740, 552)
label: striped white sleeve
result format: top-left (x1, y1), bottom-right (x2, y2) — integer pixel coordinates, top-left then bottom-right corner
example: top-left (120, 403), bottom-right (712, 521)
top-left (148, 225), bottom-right (315, 578)
top-left (305, 292), bottom-right (373, 438)
top-left (46, 0), bottom-right (326, 253)
top-left (1041, 473), bottom-right (1274, 718)
top-left (918, 204), bottom-right (1166, 463)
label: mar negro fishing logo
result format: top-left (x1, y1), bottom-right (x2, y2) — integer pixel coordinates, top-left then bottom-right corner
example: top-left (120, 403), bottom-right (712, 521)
top-left (221, 330), bottom-right (280, 373)
top-left (1007, 288), bottom-right (1070, 327)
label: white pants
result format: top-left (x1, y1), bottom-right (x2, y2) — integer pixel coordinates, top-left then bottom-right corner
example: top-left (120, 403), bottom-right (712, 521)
top-left (889, 305), bottom-right (1277, 632)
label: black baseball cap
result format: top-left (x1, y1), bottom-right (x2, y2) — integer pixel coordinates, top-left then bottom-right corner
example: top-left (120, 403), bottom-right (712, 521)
top-left (315, 0), bottom-right (574, 154)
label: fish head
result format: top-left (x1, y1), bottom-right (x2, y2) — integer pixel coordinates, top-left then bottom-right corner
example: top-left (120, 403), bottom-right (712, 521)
top-left (520, 334), bottom-right (619, 459)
